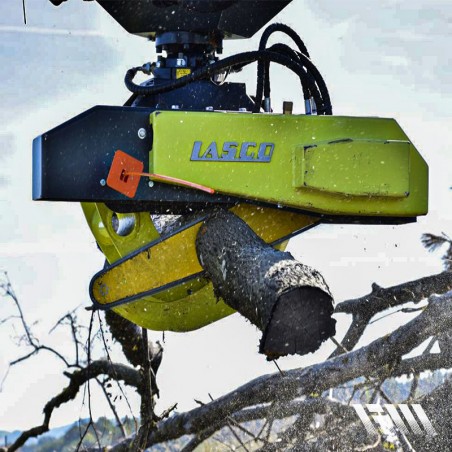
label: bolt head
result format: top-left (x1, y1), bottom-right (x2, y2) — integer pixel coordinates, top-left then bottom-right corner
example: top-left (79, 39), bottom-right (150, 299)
top-left (138, 128), bottom-right (147, 139)
top-left (148, 180), bottom-right (154, 188)
top-left (100, 179), bottom-right (106, 187)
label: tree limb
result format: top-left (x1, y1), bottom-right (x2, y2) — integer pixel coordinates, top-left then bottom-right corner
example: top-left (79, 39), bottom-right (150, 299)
top-left (104, 310), bottom-right (162, 398)
top-left (1, 271), bottom-right (73, 368)
top-left (330, 271), bottom-right (452, 357)
top-left (95, 377), bottom-right (127, 439)
top-left (129, 328), bottom-right (157, 451)
top-left (103, 289), bottom-right (452, 450)
top-left (6, 360), bottom-right (140, 452)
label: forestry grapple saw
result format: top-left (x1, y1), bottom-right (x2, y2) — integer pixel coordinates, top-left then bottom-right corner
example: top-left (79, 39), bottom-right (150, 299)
top-left (34, 0), bottom-right (428, 332)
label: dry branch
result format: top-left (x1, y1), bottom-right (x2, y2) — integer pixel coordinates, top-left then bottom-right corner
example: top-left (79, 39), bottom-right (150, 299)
top-left (6, 360), bottom-right (140, 452)
top-left (4, 247), bottom-right (452, 451)
top-left (1, 271), bottom-right (72, 368)
top-left (331, 271), bottom-right (452, 357)
top-left (103, 288), bottom-right (452, 450)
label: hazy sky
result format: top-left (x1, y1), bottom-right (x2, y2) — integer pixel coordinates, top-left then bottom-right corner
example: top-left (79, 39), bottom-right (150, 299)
top-left (0, 0), bottom-right (451, 434)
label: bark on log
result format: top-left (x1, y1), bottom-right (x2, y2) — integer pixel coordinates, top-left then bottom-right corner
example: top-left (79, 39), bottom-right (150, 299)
top-left (195, 209), bottom-right (336, 358)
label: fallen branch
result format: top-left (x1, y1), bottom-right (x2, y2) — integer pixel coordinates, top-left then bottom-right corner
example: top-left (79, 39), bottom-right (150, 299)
top-left (103, 289), bottom-right (452, 450)
top-left (330, 271), bottom-right (452, 357)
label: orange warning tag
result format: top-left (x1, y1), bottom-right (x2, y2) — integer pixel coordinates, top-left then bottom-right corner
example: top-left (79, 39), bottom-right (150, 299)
top-left (107, 150), bottom-right (144, 198)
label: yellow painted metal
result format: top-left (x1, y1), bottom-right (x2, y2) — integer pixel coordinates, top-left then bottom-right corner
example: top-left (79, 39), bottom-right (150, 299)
top-left (81, 203), bottom-right (160, 262)
top-left (149, 111), bottom-right (428, 217)
top-left (92, 220), bottom-right (205, 306)
top-left (115, 281), bottom-right (235, 333)
top-left (82, 111), bottom-right (428, 331)
top-left (85, 202), bottom-right (317, 331)
top-left (299, 140), bottom-right (411, 197)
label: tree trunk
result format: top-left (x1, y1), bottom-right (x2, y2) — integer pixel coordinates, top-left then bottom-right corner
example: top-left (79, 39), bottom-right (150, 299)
top-left (195, 209), bottom-right (336, 359)
top-left (105, 310), bottom-right (162, 396)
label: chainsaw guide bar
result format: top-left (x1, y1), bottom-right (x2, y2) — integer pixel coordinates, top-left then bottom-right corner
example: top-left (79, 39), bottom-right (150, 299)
top-left (89, 205), bottom-right (318, 318)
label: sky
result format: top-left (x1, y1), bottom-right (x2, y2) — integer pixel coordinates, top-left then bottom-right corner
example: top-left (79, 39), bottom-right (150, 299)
top-left (0, 0), bottom-right (451, 434)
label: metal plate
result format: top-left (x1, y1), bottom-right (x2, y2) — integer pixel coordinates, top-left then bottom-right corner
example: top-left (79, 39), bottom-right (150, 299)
top-left (32, 105), bottom-right (237, 212)
top-left (301, 139), bottom-right (411, 197)
top-left (149, 111), bottom-right (428, 217)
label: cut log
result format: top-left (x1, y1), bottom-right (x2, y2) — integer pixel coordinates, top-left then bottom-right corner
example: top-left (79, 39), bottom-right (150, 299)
top-left (195, 209), bottom-right (336, 359)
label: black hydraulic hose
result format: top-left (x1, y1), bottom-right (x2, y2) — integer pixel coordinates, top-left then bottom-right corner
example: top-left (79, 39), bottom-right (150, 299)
top-left (296, 52), bottom-right (332, 114)
top-left (254, 49), bottom-right (331, 114)
top-left (255, 46), bottom-right (332, 114)
top-left (259, 23), bottom-right (310, 58)
top-left (255, 23), bottom-right (311, 113)
top-left (124, 50), bottom-right (325, 111)
top-left (265, 43), bottom-right (313, 100)
top-left (270, 43), bottom-right (331, 114)
top-left (254, 60), bottom-right (266, 113)
top-left (254, 22), bottom-right (332, 115)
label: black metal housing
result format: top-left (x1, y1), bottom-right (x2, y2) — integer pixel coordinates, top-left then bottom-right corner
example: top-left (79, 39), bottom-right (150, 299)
top-left (32, 104), bottom-right (243, 214)
top-left (96, 0), bottom-right (292, 39)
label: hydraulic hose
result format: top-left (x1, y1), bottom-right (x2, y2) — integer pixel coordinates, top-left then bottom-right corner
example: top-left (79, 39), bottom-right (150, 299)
top-left (124, 50), bottom-right (326, 112)
top-left (264, 43), bottom-right (314, 100)
top-left (253, 23), bottom-right (332, 115)
top-left (254, 46), bottom-right (331, 114)
top-left (259, 23), bottom-right (311, 58)
top-left (255, 23), bottom-right (310, 113)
